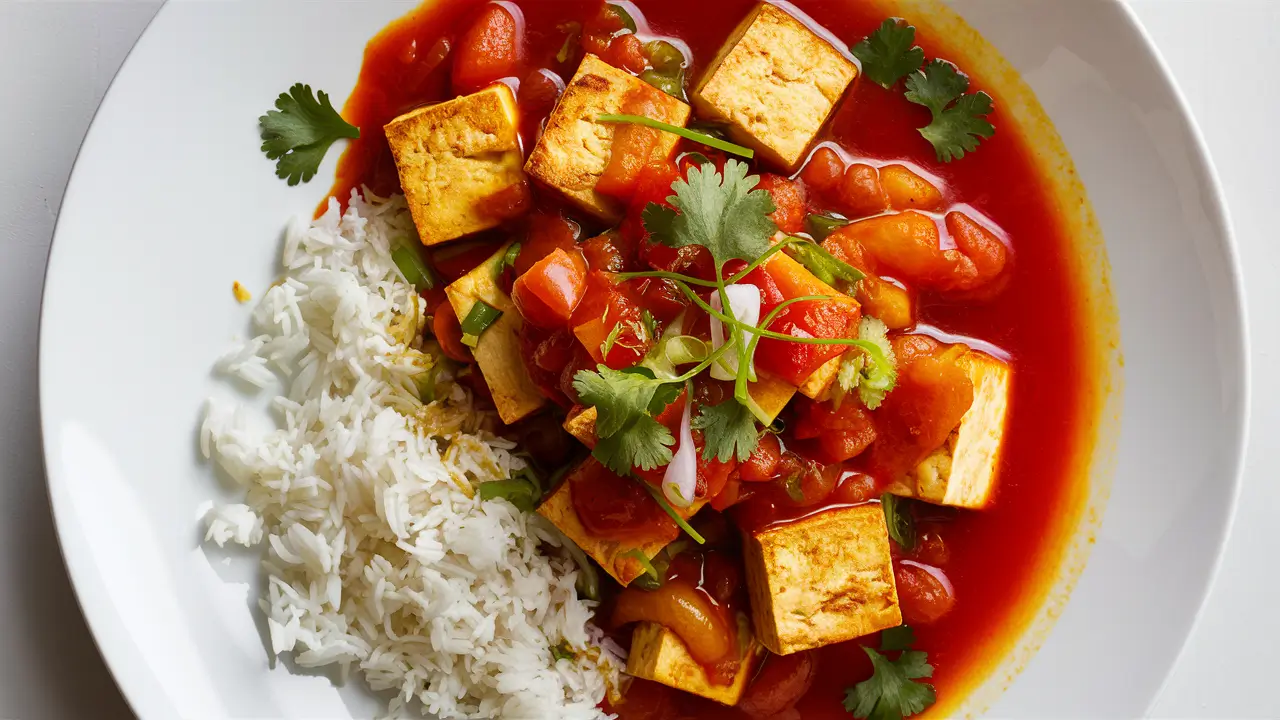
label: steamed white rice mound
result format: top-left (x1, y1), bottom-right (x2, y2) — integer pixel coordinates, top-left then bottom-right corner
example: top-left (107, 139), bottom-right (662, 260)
top-left (199, 191), bottom-right (621, 719)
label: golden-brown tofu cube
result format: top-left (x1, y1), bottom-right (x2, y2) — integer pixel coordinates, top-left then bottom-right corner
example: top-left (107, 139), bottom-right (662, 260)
top-left (744, 504), bottom-right (900, 655)
top-left (626, 614), bottom-right (763, 706)
top-left (537, 461), bottom-right (706, 585)
top-left (385, 85), bottom-right (528, 246)
top-left (525, 54), bottom-right (691, 221)
top-left (693, 3), bottom-right (856, 170)
top-left (799, 354), bottom-right (842, 399)
top-left (563, 406), bottom-right (598, 447)
top-left (445, 244), bottom-right (545, 424)
top-left (888, 350), bottom-right (1011, 508)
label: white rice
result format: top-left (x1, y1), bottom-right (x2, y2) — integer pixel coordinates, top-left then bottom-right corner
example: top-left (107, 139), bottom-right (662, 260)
top-left (199, 191), bottom-right (621, 719)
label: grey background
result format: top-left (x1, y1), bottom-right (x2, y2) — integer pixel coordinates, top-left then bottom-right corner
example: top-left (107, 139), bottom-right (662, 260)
top-left (0, 1), bottom-right (1273, 718)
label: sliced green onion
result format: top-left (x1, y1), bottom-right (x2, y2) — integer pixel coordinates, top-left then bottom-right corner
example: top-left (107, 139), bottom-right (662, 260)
top-left (881, 493), bottom-right (918, 550)
top-left (502, 241), bottom-right (522, 270)
top-left (556, 22), bottom-right (582, 64)
top-left (665, 335), bottom-right (708, 366)
top-left (606, 3), bottom-right (637, 33)
top-left (562, 539), bottom-right (601, 601)
top-left (786, 239), bottom-right (865, 288)
top-left (640, 68), bottom-right (686, 101)
top-left (805, 212), bottom-right (853, 242)
top-left (413, 362), bottom-right (440, 403)
top-left (640, 309), bottom-right (657, 340)
top-left (642, 482), bottom-right (706, 544)
top-left (551, 642), bottom-right (575, 661)
top-left (597, 114), bottom-right (754, 158)
top-left (621, 549), bottom-right (662, 590)
top-left (392, 245), bottom-right (436, 291)
top-left (601, 324), bottom-right (623, 357)
top-left (460, 300), bottom-right (503, 347)
top-left (478, 478), bottom-right (539, 512)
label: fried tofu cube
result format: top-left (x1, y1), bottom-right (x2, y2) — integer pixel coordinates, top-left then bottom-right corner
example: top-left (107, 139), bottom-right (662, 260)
top-left (799, 354), bottom-right (842, 399)
top-left (537, 461), bottom-right (706, 585)
top-left (385, 84), bottom-right (529, 246)
top-left (744, 504), bottom-right (900, 655)
top-left (564, 406), bottom-right (598, 447)
top-left (627, 614), bottom-right (763, 706)
top-left (525, 54), bottom-right (691, 221)
top-left (693, 3), bottom-right (856, 170)
top-left (445, 244), bottom-right (545, 424)
top-left (888, 350), bottom-right (1011, 508)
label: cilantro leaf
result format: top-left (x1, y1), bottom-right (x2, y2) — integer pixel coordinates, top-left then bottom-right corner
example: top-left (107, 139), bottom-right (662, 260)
top-left (643, 160), bottom-right (777, 269)
top-left (919, 92), bottom-right (995, 163)
top-left (572, 365), bottom-right (679, 473)
top-left (844, 646), bottom-right (936, 720)
top-left (851, 18), bottom-right (925, 89)
top-left (881, 493), bottom-right (917, 550)
top-left (691, 400), bottom-right (759, 463)
top-left (259, 83), bottom-right (360, 186)
top-left (787, 240), bottom-right (865, 290)
top-left (904, 60), bottom-right (995, 163)
top-left (833, 317), bottom-right (898, 410)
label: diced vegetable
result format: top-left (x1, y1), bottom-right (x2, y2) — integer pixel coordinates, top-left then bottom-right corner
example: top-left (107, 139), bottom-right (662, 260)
top-left (460, 299), bottom-right (504, 347)
top-left (452, 4), bottom-right (521, 94)
top-left (881, 493), bottom-right (917, 550)
top-left (432, 303), bottom-right (472, 362)
top-left (511, 248), bottom-right (589, 329)
top-left (392, 245), bottom-right (436, 292)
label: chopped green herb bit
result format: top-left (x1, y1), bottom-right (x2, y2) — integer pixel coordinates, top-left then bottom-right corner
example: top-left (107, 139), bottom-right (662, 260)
top-left (881, 493), bottom-right (917, 550)
top-left (692, 400), bottom-right (759, 463)
top-left (642, 482), bottom-right (706, 544)
top-left (606, 3), bottom-right (638, 33)
top-left (879, 625), bottom-right (916, 653)
top-left (392, 245), bottom-right (436, 292)
top-left (562, 539), bottom-right (600, 601)
top-left (573, 365), bottom-right (680, 474)
top-left (556, 22), bottom-right (582, 64)
top-left (502, 242), bottom-right (522, 270)
top-left (459, 300), bottom-right (503, 346)
top-left (622, 549), bottom-right (663, 589)
top-left (551, 642), bottom-right (575, 662)
top-left (259, 83), bottom-right (360, 186)
top-left (640, 310), bottom-right (658, 341)
top-left (905, 59), bottom-right (995, 162)
top-left (806, 212), bottom-right (853, 242)
top-left (851, 18), bottom-right (925, 89)
top-left (597, 114), bottom-right (755, 158)
top-left (601, 323), bottom-right (624, 357)
top-left (478, 476), bottom-right (541, 512)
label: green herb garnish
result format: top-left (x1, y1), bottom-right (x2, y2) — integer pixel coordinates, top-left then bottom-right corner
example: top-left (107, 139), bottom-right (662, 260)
top-left (844, 626), bottom-right (936, 720)
top-left (478, 468), bottom-right (542, 512)
top-left (692, 399), bottom-right (760, 463)
top-left (621, 549), bottom-right (662, 589)
top-left (881, 493), bottom-right (917, 550)
top-left (460, 300), bottom-right (503, 348)
top-left (832, 317), bottom-right (898, 410)
top-left (851, 19), bottom-right (925, 89)
top-left (597, 114), bottom-right (755, 158)
top-left (786, 240), bottom-right (865, 290)
top-left (502, 242), bottom-right (522, 270)
top-left (392, 245), bottom-right (436, 292)
top-left (642, 481), bottom-right (707, 544)
top-left (551, 642), bottom-right (575, 662)
top-left (805, 212), bottom-right (853, 242)
top-left (573, 366), bottom-right (682, 474)
top-left (644, 159), bottom-right (775, 266)
top-left (259, 83), bottom-right (360, 186)
top-left (905, 59), bottom-right (995, 162)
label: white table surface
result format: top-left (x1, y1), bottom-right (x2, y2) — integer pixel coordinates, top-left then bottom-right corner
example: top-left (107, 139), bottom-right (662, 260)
top-left (0, 1), bottom-right (1273, 717)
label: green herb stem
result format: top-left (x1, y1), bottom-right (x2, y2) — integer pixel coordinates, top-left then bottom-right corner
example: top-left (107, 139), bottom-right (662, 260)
top-left (642, 482), bottom-right (707, 544)
top-left (597, 114), bottom-right (755, 158)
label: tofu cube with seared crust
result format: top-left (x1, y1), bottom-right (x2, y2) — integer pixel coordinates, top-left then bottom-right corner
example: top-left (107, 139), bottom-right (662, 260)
top-left (626, 614), bottom-right (763, 706)
top-left (744, 504), bottom-right (900, 655)
top-left (525, 54), bottom-right (691, 221)
top-left (693, 3), bottom-right (856, 170)
top-left (537, 460), bottom-right (706, 586)
top-left (888, 350), bottom-right (1011, 508)
top-left (385, 84), bottom-right (528, 246)
top-left (445, 243), bottom-right (545, 424)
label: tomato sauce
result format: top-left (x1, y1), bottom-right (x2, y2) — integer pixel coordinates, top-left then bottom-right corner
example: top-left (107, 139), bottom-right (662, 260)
top-left (330, 1), bottom-right (1094, 717)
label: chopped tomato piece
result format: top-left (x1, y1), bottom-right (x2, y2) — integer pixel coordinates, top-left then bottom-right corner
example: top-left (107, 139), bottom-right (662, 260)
top-left (606, 31), bottom-right (648, 73)
top-left (432, 303), bottom-right (472, 362)
top-left (638, 277), bottom-right (687, 324)
top-left (515, 213), bottom-right (579, 276)
top-left (738, 652), bottom-right (818, 719)
top-left (946, 210), bottom-right (1010, 292)
top-left (867, 346), bottom-right (974, 477)
top-left (791, 397), bottom-right (877, 463)
top-left (581, 3), bottom-right (631, 57)
top-left (520, 326), bottom-right (575, 405)
top-left (799, 145), bottom-right (845, 194)
top-left (894, 562), bottom-right (956, 625)
top-left (756, 173), bottom-right (807, 234)
top-left (478, 180), bottom-right (532, 222)
top-left (452, 4), bottom-right (521, 95)
top-left (571, 271), bottom-right (653, 368)
top-left (512, 248), bottom-right (588, 329)
top-left (738, 432), bottom-right (782, 482)
top-left (580, 232), bottom-right (626, 272)
top-left (840, 163), bottom-right (891, 218)
top-left (570, 457), bottom-right (678, 544)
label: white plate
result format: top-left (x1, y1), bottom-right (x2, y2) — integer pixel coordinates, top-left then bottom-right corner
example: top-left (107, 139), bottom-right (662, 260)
top-left (39, 1), bottom-right (1246, 717)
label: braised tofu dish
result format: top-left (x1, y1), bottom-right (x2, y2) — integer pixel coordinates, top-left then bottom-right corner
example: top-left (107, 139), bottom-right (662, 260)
top-left (245, 1), bottom-right (1101, 718)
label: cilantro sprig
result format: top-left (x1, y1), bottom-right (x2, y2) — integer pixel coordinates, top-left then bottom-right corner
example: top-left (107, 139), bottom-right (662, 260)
top-left (851, 18), bottom-right (925, 89)
top-left (259, 83), bottom-right (360, 185)
top-left (844, 626), bottom-right (937, 720)
top-left (905, 60), bottom-right (995, 162)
